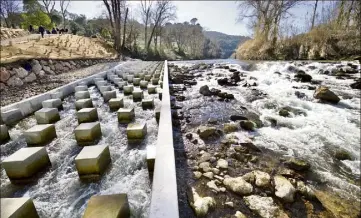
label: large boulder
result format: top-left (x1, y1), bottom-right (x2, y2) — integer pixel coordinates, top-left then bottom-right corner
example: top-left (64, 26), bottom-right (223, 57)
top-left (294, 70), bottom-right (312, 82)
top-left (0, 67), bottom-right (10, 82)
top-left (24, 73), bottom-right (37, 83)
top-left (350, 79), bottom-right (361, 90)
top-left (31, 60), bottom-right (42, 75)
top-left (284, 157), bottom-right (310, 171)
top-left (244, 195), bottom-right (288, 218)
top-left (15, 67), bottom-right (29, 79)
top-left (223, 176), bottom-right (253, 195)
top-left (313, 86), bottom-right (340, 104)
top-left (274, 175), bottom-right (296, 203)
top-left (188, 187), bottom-right (216, 217)
top-left (199, 85), bottom-right (212, 96)
top-left (7, 76), bottom-right (23, 87)
top-left (197, 126), bottom-right (218, 139)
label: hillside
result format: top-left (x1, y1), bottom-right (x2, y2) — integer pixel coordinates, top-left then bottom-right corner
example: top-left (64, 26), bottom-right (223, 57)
top-left (204, 31), bottom-right (250, 59)
top-left (0, 34), bottom-right (117, 64)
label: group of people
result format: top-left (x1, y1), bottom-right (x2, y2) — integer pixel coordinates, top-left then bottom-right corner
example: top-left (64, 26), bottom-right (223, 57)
top-left (28, 25), bottom-right (69, 38)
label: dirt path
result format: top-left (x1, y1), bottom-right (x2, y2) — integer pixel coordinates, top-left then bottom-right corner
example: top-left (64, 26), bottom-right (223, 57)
top-left (0, 33), bottom-right (58, 46)
top-left (0, 61), bottom-right (120, 106)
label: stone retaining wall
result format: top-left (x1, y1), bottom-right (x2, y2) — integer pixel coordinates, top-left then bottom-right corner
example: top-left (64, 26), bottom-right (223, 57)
top-left (0, 58), bottom-right (117, 90)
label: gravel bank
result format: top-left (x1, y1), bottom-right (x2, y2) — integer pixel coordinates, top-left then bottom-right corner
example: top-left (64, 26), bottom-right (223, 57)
top-left (0, 62), bottom-right (119, 106)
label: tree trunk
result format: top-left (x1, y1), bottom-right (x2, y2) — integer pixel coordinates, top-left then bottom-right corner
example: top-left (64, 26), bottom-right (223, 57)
top-left (122, 7), bottom-right (128, 49)
top-left (311, 0), bottom-right (319, 29)
top-left (345, 0), bottom-right (354, 29)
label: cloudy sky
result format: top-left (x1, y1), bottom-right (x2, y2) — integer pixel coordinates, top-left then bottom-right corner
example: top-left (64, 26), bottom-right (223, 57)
top-left (55, 1), bottom-right (329, 36)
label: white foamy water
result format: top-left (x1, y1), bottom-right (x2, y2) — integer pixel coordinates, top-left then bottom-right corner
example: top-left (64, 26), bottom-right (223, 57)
top-left (1, 62), bottom-right (162, 217)
top-left (173, 59), bottom-right (360, 202)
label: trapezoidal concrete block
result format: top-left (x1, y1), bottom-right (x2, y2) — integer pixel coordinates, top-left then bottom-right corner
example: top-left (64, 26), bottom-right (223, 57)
top-left (77, 108), bottom-right (98, 124)
top-left (108, 98), bottom-right (124, 111)
top-left (93, 78), bottom-right (104, 83)
top-left (132, 90), bottom-right (143, 102)
top-left (74, 122), bottom-right (102, 145)
top-left (0, 124), bottom-right (10, 143)
top-left (50, 91), bottom-right (63, 100)
top-left (24, 124), bottom-right (56, 146)
top-left (34, 108), bottom-right (60, 124)
top-left (123, 85), bottom-right (134, 95)
top-left (144, 75), bottom-right (152, 81)
top-left (122, 73), bottom-right (128, 80)
top-left (126, 123), bottom-right (147, 139)
top-left (75, 86), bottom-right (88, 92)
top-left (147, 85), bottom-right (156, 94)
top-left (75, 145), bottom-right (111, 179)
top-left (127, 75), bottom-right (134, 83)
top-left (75, 99), bottom-right (93, 111)
top-left (83, 194), bottom-right (130, 218)
top-left (117, 108), bottom-right (135, 124)
top-left (155, 106), bottom-right (161, 123)
top-left (1, 197), bottom-right (40, 218)
top-left (154, 73), bottom-right (161, 78)
top-left (151, 78), bottom-right (159, 85)
top-left (103, 90), bottom-right (116, 103)
top-left (98, 86), bottom-right (111, 94)
top-left (140, 80), bottom-right (148, 89)
top-left (1, 109), bottom-right (23, 125)
top-left (147, 146), bottom-right (156, 174)
top-left (142, 99), bottom-right (154, 110)
top-left (42, 99), bottom-right (62, 109)
top-left (95, 81), bottom-right (106, 87)
top-left (113, 78), bottom-right (122, 84)
top-left (2, 147), bottom-right (51, 181)
top-left (117, 81), bottom-right (127, 90)
top-left (133, 78), bottom-right (141, 86)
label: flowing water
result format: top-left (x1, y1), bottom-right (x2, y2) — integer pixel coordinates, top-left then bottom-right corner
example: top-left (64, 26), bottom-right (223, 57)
top-left (171, 59), bottom-right (360, 217)
top-left (0, 61), bottom-right (162, 218)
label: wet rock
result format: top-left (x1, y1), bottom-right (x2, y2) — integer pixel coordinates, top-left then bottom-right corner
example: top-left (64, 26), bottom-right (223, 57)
top-left (224, 123), bottom-right (238, 133)
top-left (295, 70), bottom-right (312, 82)
top-left (233, 211), bottom-right (247, 218)
top-left (199, 162), bottom-right (211, 172)
top-left (295, 91), bottom-right (306, 99)
top-left (253, 171), bottom-right (271, 188)
top-left (274, 175), bottom-right (296, 202)
top-left (188, 187), bottom-right (216, 217)
top-left (223, 176), bottom-right (253, 195)
top-left (207, 117), bottom-right (218, 124)
top-left (244, 195), bottom-right (288, 218)
top-left (240, 120), bottom-right (256, 131)
top-left (210, 88), bottom-right (221, 96)
top-left (296, 181), bottom-right (315, 199)
top-left (197, 126), bottom-right (218, 139)
top-left (186, 133), bottom-right (193, 140)
top-left (278, 168), bottom-right (295, 178)
top-left (274, 71), bottom-right (281, 76)
top-left (239, 142), bottom-right (261, 152)
top-left (279, 108), bottom-right (290, 117)
top-left (350, 79), bottom-right (361, 90)
top-left (230, 115), bottom-right (248, 121)
top-left (285, 157), bottom-right (310, 171)
top-left (314, 86), bottom-right (340, 104)
top-left (194, 171), bottom-right (202, 179)
top-left (199, 85), bottom-right (212, 96)
top-left (216, 159), bottom-right (228, 169)
top-left (334, 148), bottom-right (353, 160)
top-left (203, 172), bottom-right (214, 179)
top-left (191, 139), bottom-right (198, 144)
top-left (287, 65), bottom-right (299, 72)
top-left (207, 180), bottom-right (220, 192)
top-left (242, 172), bottom-right (256, 183)
top-left (199, 152), bottom-right (212, 162)
top-left (211, 167), bottom-right (219, 174)
top-left (0, 82), bottom-right (7, 90)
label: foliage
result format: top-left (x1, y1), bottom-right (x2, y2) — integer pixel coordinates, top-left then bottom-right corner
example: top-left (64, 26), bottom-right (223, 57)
top-left (69, 20), bottom-right (84, 35)
top-left (21, 10), bottom-right (53, 30)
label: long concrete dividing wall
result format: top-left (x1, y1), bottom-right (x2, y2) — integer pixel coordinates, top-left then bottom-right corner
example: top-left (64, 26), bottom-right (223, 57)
top-left (150, 60), bottom-right (179, 218)
top-left (1, 62), bottom-right (122, 120)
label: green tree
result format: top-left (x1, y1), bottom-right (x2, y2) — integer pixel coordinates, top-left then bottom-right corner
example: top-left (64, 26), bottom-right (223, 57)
top-left (21, 10), bottom-right (53, 30)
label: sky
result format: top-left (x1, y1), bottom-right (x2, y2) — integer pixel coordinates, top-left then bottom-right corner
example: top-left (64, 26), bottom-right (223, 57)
top-left (54, 1), bottom-right (332, 37)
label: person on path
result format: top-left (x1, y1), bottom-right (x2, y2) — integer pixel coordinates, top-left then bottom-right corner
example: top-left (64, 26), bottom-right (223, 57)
top-left (29, 25), bottom-right (33, 33)
top-left (52, 28), bottom-right (57, 34)
top-left (39, 26), bottom-right (45, 38)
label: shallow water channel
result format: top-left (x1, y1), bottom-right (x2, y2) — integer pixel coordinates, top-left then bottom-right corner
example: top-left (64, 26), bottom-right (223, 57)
top-left (0, 61), bottom-right (162, 218)
top-left (171, 59), bottom-right (360, 217)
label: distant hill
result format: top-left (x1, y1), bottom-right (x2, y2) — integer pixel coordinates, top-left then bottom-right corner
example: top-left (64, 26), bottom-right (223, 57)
top-left (204, 31), bottom-right (251, 59)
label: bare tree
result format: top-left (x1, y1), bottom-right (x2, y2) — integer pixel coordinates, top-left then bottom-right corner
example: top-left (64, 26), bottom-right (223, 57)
top-left (103, 0), bottom-right (124, 51)
top-left (59, 0), bottom-right (70, 29)
top-left (122, 7), bottom-right (129, 49)
top-left (140, 0), bottom-right (153, 48)
top-left (146, 1), bottom-right (176, 51)
top-left (311, 0), bottom-right (318, 29)
top-left (40, 0), bottom-right (56, 23)
top-left (0, 0), bottom-right (21, 28)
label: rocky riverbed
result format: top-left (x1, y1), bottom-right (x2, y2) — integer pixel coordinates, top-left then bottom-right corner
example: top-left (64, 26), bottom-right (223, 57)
top-left (170, 60), bottom-right (360, 218)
